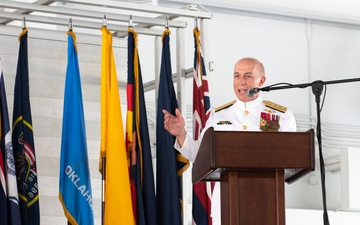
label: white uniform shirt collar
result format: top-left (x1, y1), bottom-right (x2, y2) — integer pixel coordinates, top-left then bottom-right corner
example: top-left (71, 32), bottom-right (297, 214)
top-left (234, 95), bottom-right (263, 110)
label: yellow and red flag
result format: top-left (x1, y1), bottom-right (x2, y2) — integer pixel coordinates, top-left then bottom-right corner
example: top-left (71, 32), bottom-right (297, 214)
top-left (126, 28), bottom-right (157, 225)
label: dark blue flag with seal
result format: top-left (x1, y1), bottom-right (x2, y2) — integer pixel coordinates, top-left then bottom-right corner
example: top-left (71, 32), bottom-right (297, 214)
top-left (12, 28), bottom-right (40, 225)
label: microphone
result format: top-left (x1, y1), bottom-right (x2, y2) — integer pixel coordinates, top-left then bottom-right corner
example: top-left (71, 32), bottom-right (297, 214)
top-left (246, 87), bottom-right (261, 98)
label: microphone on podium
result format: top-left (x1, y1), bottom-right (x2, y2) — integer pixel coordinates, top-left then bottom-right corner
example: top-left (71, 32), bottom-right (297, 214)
top-left (246, 87), bottom-right (261, 97)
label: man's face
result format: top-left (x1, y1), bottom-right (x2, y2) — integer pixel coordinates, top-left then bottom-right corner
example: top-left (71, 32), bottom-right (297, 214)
top-left (233, 59), bottom-right (266, 102)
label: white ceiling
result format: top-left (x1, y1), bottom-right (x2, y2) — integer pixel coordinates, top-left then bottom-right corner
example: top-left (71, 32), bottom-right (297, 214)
top-left (159, 0), bottom-right (360, 18)
top-left (200, 0), bottom-right (360, 18)
top-left (161, 0), bottom-right (360, 23)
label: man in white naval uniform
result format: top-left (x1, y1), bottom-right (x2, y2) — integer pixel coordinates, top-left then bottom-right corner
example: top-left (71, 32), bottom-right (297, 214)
top-left (163, 57), bottom-right (296, 225)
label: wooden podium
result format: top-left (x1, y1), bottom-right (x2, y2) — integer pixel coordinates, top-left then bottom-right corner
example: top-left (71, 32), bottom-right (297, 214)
top-left (192, 128), bottom-right (315, 225)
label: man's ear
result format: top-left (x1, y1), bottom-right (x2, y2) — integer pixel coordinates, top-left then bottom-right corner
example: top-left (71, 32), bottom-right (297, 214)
top-left (259, 76), bottom-right (266, 86)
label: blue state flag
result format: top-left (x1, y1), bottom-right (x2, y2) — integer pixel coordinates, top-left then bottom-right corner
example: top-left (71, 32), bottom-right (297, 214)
top-left (58, 30), bottom-right (94, 225)
top-left (12, 28), bottom-right (40, 225)
top-left (156, 29), bottom-right (189, 225)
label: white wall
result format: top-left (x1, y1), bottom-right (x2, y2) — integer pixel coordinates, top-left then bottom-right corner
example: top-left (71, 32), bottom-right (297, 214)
top-left (180, 10), bottom-right (360, 225)
top-left (287, 208), bottom-right (360, 225)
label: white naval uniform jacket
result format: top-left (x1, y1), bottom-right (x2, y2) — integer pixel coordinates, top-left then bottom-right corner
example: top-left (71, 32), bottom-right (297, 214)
top-left (174, 95), bottom-right (296, 225)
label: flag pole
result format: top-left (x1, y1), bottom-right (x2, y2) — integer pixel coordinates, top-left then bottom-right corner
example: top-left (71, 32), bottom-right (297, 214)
top-left (67, 19), bottom-right (72, 225)
top-left (101, 14), bottom-right (107, 225)
top-left (101, 158), bottom-right (106, 225)
top-left (22, 16), bottom-right (26, 30)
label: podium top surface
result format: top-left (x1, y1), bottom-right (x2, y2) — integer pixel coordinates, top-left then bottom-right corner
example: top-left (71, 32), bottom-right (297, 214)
top-left (192, 128), bottom-right (315, 183)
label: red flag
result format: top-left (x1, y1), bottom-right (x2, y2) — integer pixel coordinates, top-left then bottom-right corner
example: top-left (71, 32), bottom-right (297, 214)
top-left (192, 28), bottom-right (214, 225)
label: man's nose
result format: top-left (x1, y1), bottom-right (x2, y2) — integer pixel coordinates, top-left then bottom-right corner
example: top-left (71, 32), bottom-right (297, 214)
top-left (239, 76), bottom-right (246, 85)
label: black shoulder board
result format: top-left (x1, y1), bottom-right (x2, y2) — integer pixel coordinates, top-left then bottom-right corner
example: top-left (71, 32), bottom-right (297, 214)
top-left (215, 100), bottom-right (236, 112)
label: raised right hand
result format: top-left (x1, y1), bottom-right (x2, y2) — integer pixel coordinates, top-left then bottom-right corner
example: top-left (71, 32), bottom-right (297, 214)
top-left (162, 108), bottom-right (186, 146)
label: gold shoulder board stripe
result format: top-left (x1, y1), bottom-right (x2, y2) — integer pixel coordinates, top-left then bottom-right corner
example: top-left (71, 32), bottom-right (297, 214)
top-left (215, 100), bottom-right (236, 112)
top-left (263, 100), bottom-right (287, 113)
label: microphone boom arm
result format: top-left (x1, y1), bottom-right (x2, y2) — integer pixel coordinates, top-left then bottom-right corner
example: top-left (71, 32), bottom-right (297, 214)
top-left (260, 77), bottom-right (360, 92)
top-left (259, 77), bottom-right (360, 225)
